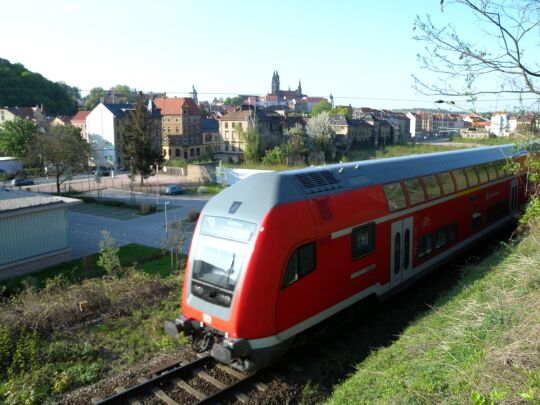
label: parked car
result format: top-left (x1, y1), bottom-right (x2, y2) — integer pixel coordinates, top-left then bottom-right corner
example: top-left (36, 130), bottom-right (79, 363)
top-left (11, 178), bottom-right (34, 186)
top-left (164, 185), bottom-right (184, 195)
top-left (91, 166), bottom-right (111, 177)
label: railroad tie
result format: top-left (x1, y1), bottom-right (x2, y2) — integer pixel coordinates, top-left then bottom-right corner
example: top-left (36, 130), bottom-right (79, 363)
top-left (138, 376), bottom-right (180, 405)
top-left (195, 369), bottom-right (227, 389)
top-left (214, 364), bottom-right (250, 403)
top-left (174, 378), bottom-right (208, 401)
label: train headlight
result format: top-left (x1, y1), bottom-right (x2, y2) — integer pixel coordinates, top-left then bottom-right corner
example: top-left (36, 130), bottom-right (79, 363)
top-left (217, 292), bottom-right (232, 306)
top-left (192, 283), bottom-right (204, 296)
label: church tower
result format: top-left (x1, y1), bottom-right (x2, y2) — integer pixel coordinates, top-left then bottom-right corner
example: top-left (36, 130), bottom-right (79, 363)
top-left (271, 70), bottom-right (280, 95)
top-left (190, 85), bottom-right (198, 105)
top-left (297, 80), bottom-right (302, 97)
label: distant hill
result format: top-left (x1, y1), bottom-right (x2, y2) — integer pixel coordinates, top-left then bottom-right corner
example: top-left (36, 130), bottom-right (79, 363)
top-left (0, 58), bottom-right (79, 116)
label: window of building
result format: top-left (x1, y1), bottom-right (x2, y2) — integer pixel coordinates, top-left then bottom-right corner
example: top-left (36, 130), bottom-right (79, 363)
top-left (435, 227), bottom-right (447, 249)
top-left (452, 169), bottom-right (468, 191)
top-left (225, 131), bottom-right (229, 139)
top-left (163, 149), bottom-right (167, 157)
top-left (484, 163), bottom-right (498, 181)
top-left (471, 212), bottom-right (483, 232)
top-left (404, 178), bottom-right (426, 206)
top-left (225, 122), bottom-right (228, 129)
top-left (282, 242), bottom-right (316, 288)
top-left (196, 147), bottom-right (200, 156)
top-left (465, 167), bottom-right (479, 187)
top-left (437, 172), bottom-right (456, 195)
top-left (423, 175), bottom-right (442, 200)
top-left (190, 149), bottom-right (195, 157)
top-left (184, 151), bottom-right (188, 159)
top-left (351, 223), bottom-right (375, 259)
top-left (418, 234), bottom-right (432, 258)
top-left (476, 165), bottom-right (489, 184)
top-left (383, 182), bottom-right (407, 212)
top-left (175, 148), bottom-right (180, 157)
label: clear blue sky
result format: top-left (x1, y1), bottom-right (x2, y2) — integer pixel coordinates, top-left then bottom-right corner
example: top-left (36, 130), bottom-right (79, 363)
top-left (1, 0), bottom-right (533, 112)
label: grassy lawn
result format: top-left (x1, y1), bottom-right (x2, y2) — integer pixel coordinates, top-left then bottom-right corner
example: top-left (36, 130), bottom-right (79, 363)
top-left (0, 243), bottom-right (164, 295)
top-left (346, 143), bottom-right (468, 161)
top-left (450, 136), bottom-right (526, 145)
top-left (326, 224), bottom-right (540, 405)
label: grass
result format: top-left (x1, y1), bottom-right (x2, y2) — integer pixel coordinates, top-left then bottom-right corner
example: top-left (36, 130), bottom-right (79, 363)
top-left (326, 223), bottom-right (540, 405)
top-left (0, 243), bottom-right (163, 295)
top-left (450, 135), bottom-right (523, 145)
top-left (346, 143), bottom-right (467, 161)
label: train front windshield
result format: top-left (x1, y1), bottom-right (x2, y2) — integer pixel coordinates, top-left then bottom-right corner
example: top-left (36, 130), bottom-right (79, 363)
top-left (192, 216), bottom-right (257, 292)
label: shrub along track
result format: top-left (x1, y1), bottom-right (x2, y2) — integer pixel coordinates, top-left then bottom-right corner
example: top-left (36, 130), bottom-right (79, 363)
top-left (55, 226), bottom-right (515, 405)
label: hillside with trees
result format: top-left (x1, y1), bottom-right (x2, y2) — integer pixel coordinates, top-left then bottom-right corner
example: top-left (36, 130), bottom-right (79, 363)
top-left (0, 58), bottom-right (79, 115)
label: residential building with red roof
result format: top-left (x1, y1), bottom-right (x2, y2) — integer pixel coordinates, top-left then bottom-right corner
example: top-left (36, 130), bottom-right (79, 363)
top-left (70, 111), bottom-right (91, 140)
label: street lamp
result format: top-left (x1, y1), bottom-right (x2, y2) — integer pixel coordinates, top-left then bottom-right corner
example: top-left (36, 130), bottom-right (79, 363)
top-left (164, 201), bottom-right (170, 237)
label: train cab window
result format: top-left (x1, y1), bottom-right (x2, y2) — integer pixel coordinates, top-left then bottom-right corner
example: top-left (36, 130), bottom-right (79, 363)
top-left (494, 161), bottom-right (507, 178)
top-left (404, 178), bottom-right (425, 206)
top-left (476, 165), bottom-right (489, 184)
top-left (383, 182), bottom-right (407, 212)
top-left (448, 222), bottom-right (458, 243)
top-left (418, 234), bottom-right (432, 259)
top-left (452, 170), bottom-right (468, 191)
top-left (282, 242), bottom-right (316, 288)
top-left (435, 228), bottom-right (447, 249)
top-left (471, 212), bottom-right (483, 232)
top-left (465, 167), bottom-right (479, 187)
top-left (352, 223), bottom-right (375, 259)
top-left (437, 172), bottom-right (456, 195)
top-left (423, 175), bottom-right (442, 200)
top-left (484, 163), bottom-right (498, 181)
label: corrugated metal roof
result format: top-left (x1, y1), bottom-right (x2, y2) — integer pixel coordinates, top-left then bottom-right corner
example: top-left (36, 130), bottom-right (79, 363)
top-left (0, 191), bottom-right (80, 214)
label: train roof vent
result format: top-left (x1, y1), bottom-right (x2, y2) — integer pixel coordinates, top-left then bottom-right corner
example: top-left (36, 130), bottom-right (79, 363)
top-left (294, 170), bottom-right (342, 194)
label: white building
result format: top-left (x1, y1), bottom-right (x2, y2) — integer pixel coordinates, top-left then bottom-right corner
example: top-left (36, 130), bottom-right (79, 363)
top-left (490, 112), bottom-right (510, 137)
top-left (86, 103), bottom-right (133, 168)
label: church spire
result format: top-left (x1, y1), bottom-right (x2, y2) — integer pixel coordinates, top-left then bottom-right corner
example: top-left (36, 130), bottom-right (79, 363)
top-left (297, 80), bottom-right (302, 96)
top-left (190, 84), bottom-right (198, 105)
top-left (271, 69), bottom-right (280, 95)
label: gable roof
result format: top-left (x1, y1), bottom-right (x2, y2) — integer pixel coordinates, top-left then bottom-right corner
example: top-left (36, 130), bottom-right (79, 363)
top-left (154, 97), bottom-right (200, 115)
top-left (70, 111), bottom-right (91, 123)
top-left (201, 118), bottom-right (219, 132)
top-left (103, 103), bottom-right (134, 117)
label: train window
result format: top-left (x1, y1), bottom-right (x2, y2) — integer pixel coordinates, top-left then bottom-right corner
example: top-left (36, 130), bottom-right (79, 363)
top-left (404, 229), bottom-right (410, 270)
top-left (352, 223), bottom-right (375, 259)
top-left (476, 165), bottom-right (489, 184)
top-left (418, 234), bottom-right (432, 259)
top-left (435, 228), bottom-right (447, 249)
top-left (423, 175), bottom-right (442, 200)
top-left (484, 163), bottom-right (498, 181)
top-left (383, 182), bottom-right (407, 212)
top-left (465, 167), bottom-right (479, 187)
top-left (404, 178), bottom-right (425, 206)
top-left (493, 161), bottom-right (507, 178)
top-left (282, 242), bottom-right (316, 288)
top-left (437, 172), bottom-right (455, 195)
top-left (471, 212), bottom-right (483, 232)
top-left (448, 222), bottom-right (458, 243)
top-left (451, 170), bottom-right (468, 191)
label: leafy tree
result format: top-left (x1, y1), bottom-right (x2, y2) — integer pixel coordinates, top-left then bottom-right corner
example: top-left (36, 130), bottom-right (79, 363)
top-left (57, 81), bottom-right (82, 105)
top-left (283, 124), bottom-right (308, 162)
top-left (122, 93), bottom-right (163, 184)
top-left (329, 105), bottom-right (352, 118)
top-left (85, 87), bottom-right (106, 110)
top-left (306, 111), bottom-right (335, 162)
top-left (97, 230), bottom-right (121, 275)
top-left (262, 146), bottom-right (287, 165)
top-left (113, 84), bottom-right (133, 102)
top-left (311, 100), bottom-right (332, 116)
top-left (0, 58), bottom-right (78, 115)
top-left (37, 124), bottom-right (92, 194)
top-left (236, 120), bottom-right (263, 163)
top-left (223, 96), bottom-right (244, 106)
top-left (414, 0), bottom-right (540, 97)
top-left (0, 117), bottom-right (37, 159)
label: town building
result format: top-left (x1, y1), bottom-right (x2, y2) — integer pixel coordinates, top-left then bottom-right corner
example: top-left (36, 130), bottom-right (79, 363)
top-left (70, 111), bottom-right (91, 141)
top-left (154, 97), bottom-right (202, 161)
top-left (0, 191), bottom-right (80, 280)
top-left (201, 118), bottom-right (222, 156)
top-left (0, 105), bottom-right (48, 131)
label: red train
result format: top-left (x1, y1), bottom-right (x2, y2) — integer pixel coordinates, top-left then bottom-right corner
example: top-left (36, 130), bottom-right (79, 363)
top-left (165, 145), bottom-right (528, 371)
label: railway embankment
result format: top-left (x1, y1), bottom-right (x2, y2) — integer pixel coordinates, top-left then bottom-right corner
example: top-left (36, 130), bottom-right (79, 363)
top-left (326, 222), bottom-right (540, 404)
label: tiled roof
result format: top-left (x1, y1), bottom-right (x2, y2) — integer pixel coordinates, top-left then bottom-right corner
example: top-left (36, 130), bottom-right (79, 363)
top-left (70, 111), bottom-right (91, 123)
top-left (219, 110), bottom-right (252, 121)
top-left (154, 97), bottom-right (200, 115)
top-left (103, 103), bottom-right (134, 117)
top-left (201, 118), bottom-right (219, 132)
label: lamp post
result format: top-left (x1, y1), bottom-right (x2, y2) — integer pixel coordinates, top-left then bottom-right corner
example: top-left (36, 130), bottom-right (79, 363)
top-left (155, 163), bottom-right (160, 206)
top-left (164, 201), bottom-right (170, 237)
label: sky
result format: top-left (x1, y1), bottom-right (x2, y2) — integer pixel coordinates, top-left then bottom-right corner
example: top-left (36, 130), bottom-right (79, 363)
top-left (1, 0), bottom-right (539, 112)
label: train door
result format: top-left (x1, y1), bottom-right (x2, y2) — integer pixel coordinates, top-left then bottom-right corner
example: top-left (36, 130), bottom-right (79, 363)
top-left (390, 217), bottom-right (413, 289)
top-left (510, 178), bottom-right (519, 212)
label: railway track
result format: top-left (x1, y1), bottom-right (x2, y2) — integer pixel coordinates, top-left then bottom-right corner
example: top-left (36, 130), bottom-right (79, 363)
top-left (92, 355), bottom-right (268, 405)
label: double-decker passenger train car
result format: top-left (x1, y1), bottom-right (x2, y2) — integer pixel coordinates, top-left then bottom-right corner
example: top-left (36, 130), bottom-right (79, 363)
top-left (166, 144), bottom-right (529, 371)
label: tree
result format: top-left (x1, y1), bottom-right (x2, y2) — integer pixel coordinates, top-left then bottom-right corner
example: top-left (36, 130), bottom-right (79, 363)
top-left (311, 100), bottom-right (332, 116)
top-left (329, 105), bottom-right (352, 118)
top-left (85, 87), bottom-right (106, 110)
top-left (306, 111), bottom-right (335, 162)
top-left (262, 146), bottom-right (287, 165)
top-left (236, 118), bottom-right (264, 163)
top-left (413, 0), bottom-right (540, 97)
top-left (97, 230), bottom-right (121, 275)
top-left (0, 117), bottom-right (37, 159)
top-left (283, 124), bottom-right (308, 163)
top-left (38, 124), bottom-right (91, 194)
top-left (114, 84), bottom-right (133, 102)
top-left (122, 93), bottom-right (163, 184)
top-left (223, 96), bottom-right (244, 106)
top-left (57, 81), bottom-right (82, 106)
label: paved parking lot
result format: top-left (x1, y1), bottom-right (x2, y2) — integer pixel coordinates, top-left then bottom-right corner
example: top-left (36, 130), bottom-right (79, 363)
top-left (68, 195), bottom-right (208, 259)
